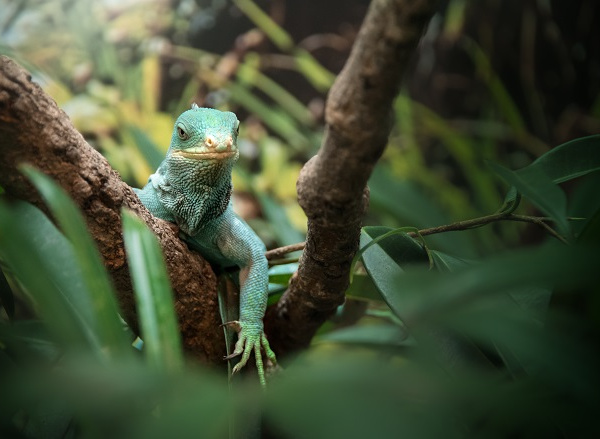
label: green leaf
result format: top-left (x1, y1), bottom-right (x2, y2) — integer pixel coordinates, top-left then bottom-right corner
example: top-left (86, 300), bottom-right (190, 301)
top-left (528, 134), bottom-right (600, 184)
top-left (314, 324), bottom-right (410, 348)
top-left (268, 263), bottom-right (297, 285)
top-left (358, 226), bottom-right (429, 312)
top-left (122, 210), bottom-right (183, 373)
top-left (0, 320), bottom-right (59, 363)
top-left (368, 166), bottom-right (478, 256)
top-left (430, 250), bottom-right (470, 272)
top-left (128, 125), bottom-right (165, 170)
top-left (345, 273), bottom-right (384, 303)
top-left (0, 268), bottom-right (14, 319)
top-left (256, 193), bottom-right (305, 246)
top-left (386, 242), bottom-right (596, 326)
top-left (20, 166), bottom-right (128, 356)
top-left (0, 201), bottom-right (125, 357)
top-left (490, 162), bottom-right (570, 237)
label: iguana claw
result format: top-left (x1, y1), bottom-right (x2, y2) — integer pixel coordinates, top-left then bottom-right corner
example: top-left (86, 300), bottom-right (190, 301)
top-left (223, 320), bottom-right (277, 387)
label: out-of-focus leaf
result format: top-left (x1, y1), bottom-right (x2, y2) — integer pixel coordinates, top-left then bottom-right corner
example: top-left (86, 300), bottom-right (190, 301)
top-left (128, 125), bottom-right (164, 171)
top-left (268, 263), bottom-right (297, 285)
top-left (358, 227), bottom-right (429, 300)
top-left (430, 250), bottom-right (470, 272)
top-left (0, 320), bottom-right (58, 363)
top-left (257, 193), bottom-right (305, 246)
top-left (369, 166), bottom-right (478, 256)
top-left (293, 49), bottom-right (335, 92)
top-left (496, 135), bottom-right (600, 227)
top-left (528, 134), bottom-right (600, 183)
top-left (228, 82), bottom-right (310, 151)
top-left (1, 356), bottom-right (230, 439)
top-left (122, 210), bottom-right (183, 373)
top-left (0, 267), bottom-right (14, 319)
top-left (346, 273), bottom-right (384, 303)
top-left (490, 162), bottom-right (570, 237)
top-left (237, 59), bottom-right (313, 126)
top-left (567, 171), bottom-right (600, 238)
top-left (384, 243), bottom-right (595, 325)
top-left (0, 201), bottom-right (123, 357)
top-left (233, 0), bottom-right (293, 51)
top-left (21, 166), bottom-right (128, 356)
top-left (314, 324), bottom-right (410, 348)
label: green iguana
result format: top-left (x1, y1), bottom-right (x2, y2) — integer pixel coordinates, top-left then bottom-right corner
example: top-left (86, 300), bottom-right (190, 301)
top-left (135, 104), bottom-right (276, 386)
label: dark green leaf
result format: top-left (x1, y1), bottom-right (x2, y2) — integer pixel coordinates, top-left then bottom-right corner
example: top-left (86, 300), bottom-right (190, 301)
top-left (0, 201), bottom-right (123, 356)
top-left (0, 267), bottom-right (14, 319)
top-left (314, 324), bottom-right (410, 348)
top-left (369, 166), bottom-right (478, 256)
top-left (21, 166), bottom-right (128, 356)
top-left (345, 273), bottom-right (384, 302)
top-left (122, 209), bottom-right (183, 372)
top-left (358, 227), bottom-right (429, 304)
top-left (528, 134), bottom-right (600, 183)
top-left (490, 162), bottom-right (570, 237)
top-left (430, 250), bottom-right (470, 272)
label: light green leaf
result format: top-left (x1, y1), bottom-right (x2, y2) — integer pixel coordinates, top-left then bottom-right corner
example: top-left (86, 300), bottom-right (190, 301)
top-left (122, 210), bottom-right (183, 373)
top-left (268, 263), bottom-right (297, 285)
top-left (128, 125), bottom-right (164, 170)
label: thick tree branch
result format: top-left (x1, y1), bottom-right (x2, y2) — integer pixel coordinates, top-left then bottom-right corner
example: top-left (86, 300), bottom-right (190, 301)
top-left (265, 0), bottom-right (436, 355)
top-left (0, 56), bottom-right (224, 365)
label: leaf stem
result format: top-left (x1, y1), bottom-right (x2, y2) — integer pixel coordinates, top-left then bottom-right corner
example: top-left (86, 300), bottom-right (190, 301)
top-left (264, 212), bottom-right (569, 260)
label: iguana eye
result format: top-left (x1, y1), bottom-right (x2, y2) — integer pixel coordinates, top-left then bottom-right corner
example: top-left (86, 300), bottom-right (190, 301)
top-left (176, 125), bottom-right (189, 140)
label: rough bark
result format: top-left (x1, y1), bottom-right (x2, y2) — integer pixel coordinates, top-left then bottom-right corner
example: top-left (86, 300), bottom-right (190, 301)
top-left (265, 0), bottom-right (436, 356)
top-left (0, 56), bottom-right (224, 365)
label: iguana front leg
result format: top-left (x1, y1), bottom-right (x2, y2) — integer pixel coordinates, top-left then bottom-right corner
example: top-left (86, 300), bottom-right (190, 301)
top-left (216, 213), bottom-right (277, 387)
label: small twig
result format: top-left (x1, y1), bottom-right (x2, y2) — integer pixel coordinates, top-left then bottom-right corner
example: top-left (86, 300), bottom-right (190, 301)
top-left (265, 242), bottom-right (306, 261)
top-left (264, 212), bottom-right (570, 260)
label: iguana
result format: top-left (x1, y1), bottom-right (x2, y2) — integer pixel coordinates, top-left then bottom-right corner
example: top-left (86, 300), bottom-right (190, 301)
top-left (135, 104), bottom-right (276, 386)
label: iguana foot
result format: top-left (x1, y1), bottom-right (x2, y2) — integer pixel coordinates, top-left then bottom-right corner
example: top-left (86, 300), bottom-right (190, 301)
top-left (223, 320), bottom-right (277, 387)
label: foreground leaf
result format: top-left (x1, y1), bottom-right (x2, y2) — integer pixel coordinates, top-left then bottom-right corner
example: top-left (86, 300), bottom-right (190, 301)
top-left (122, 209), bottom-right (183, 372)
top-left (21, 166), bottom-right (128, 356)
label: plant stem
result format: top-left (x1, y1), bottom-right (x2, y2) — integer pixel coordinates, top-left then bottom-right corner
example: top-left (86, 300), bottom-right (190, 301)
top-left (264, 212), bottom-right (568, 260)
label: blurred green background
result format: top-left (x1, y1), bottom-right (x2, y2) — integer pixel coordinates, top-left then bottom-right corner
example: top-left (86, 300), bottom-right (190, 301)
top-left (1, 1), bottom-right (600, 438)
top-left (3, 0), bottom-right (597, 256)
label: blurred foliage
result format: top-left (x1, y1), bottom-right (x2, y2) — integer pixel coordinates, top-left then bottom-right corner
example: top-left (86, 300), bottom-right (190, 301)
top-left (2, 0), bottom-right (600, 438)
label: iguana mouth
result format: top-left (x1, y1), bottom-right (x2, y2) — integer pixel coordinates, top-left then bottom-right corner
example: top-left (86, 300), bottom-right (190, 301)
top-left (173, 149), bottom-right (237, 160)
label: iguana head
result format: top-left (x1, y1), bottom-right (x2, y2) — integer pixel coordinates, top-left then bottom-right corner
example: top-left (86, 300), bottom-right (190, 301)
top-left (168, 103), bottom-right (240, 162)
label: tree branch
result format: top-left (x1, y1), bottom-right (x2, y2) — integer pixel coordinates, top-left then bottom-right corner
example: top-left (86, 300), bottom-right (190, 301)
top-left (0, 56), bottom-right (225, 365)
top-left (264, 0), bottom-right (436, 356)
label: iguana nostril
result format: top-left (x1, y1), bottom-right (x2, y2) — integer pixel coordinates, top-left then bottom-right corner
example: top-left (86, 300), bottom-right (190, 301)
top-left (205, 135), bottom-right (215, 147)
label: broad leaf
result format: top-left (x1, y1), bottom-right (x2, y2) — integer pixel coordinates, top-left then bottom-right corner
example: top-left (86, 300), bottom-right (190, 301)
top-left (122, 210), bottom-right (183, 372)
top-left (529, 134), bottom-right (600, 183)
top-left (490, 162), bottom-right (570, 237)
top-left (314, 324), bottom-right (411, 348)
top-left (0, 201), bottom-right (125, 357)
top-left (21, 166), bottom-right (128, 356)
top-left (358, 227), bottom-right (428, 313)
